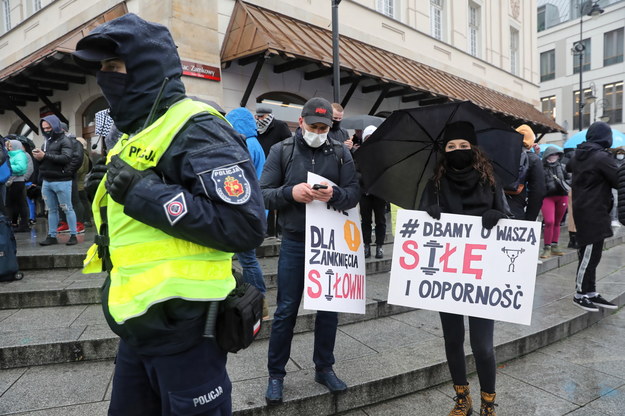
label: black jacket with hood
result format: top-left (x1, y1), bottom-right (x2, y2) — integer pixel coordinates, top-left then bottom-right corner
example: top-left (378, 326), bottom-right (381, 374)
top-left (74, 13), bottom-right (266, 355)
top-left (567, 122), bottom-right (618, 246)
top-left (38, 115), bottom-right (73, 182)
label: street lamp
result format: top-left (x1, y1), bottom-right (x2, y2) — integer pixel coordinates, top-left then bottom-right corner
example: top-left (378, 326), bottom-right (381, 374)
top-left (594, 98), bottom-right (611, 123)
top-left (573, 0), bottom-right (604, 131)
top-left (331, 0), bottom-right (342, 104)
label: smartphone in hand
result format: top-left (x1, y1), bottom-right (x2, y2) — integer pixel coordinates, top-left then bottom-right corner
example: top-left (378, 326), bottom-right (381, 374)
top-left (312, 184), bottom-right (328, 190)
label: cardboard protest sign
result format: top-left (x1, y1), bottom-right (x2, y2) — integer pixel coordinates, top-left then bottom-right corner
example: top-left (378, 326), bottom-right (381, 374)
top-left (388, 210), bottom-right (540, 325)
top-left (304, 172), bottom-right (366, 314)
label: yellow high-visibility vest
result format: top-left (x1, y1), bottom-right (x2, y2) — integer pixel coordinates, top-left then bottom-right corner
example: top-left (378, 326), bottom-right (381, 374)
top-left (83, 99), bottom-right (235, 324)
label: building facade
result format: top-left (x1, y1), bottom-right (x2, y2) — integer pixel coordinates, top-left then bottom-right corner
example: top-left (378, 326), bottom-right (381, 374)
top-left (0, 0), bottom-right (560, 151)
top-left (538, 0), bottom-right (624, 145)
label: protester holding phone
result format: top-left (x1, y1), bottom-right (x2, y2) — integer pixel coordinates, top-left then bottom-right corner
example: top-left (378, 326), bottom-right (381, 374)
top-left (260, 97), bottom-right (360, 405)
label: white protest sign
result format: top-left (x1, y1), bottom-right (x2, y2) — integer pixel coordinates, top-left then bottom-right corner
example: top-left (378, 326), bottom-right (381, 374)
top-left (304, 172), bottom-right (366, 314)
top-left (388, 210), bottom-right (540, 325)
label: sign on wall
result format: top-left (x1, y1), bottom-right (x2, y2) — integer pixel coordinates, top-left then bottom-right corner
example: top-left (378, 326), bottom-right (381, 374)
top-left (304, 172), bottom-right (366, 314)
top-left (181, 60), bottom-right (221, 81)
top-left (388, 210), bottom-right (540, 325)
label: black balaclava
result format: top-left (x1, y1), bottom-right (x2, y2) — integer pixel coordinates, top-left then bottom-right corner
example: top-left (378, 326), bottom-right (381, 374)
top-left (73, 14), bottom-right (186, 134)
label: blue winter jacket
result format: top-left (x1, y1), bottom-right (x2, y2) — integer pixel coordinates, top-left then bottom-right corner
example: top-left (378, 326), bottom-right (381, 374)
top-left (226, 107), bottom-right (266, 179)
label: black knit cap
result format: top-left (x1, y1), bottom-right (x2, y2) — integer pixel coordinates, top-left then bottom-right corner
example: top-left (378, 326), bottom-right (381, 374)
top-left (442, 121), bottom-right (477, 146)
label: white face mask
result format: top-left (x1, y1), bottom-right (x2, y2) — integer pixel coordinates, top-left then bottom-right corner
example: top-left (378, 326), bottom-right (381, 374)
top-left (302, 129), bottom-right (327, 148)
top-left (617, 154), bottom-right (625, 160)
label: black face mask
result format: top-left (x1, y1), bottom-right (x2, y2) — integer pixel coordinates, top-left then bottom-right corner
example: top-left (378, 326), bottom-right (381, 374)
top-left (331, 120), bottom-right (341, 131)
top-left (42, 130), bottom-right (53, 139)
top-left (96, 71), bottom-right (128, 114)
top-left (446, 149), bottom-right (474, 170)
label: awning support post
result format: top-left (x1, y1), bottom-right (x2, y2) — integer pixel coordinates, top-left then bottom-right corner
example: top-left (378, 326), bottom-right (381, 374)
top-left (0, 94), bottom-right (39, 134)
top-left (368, 84), bottom-right (391, 115)
top-left (240, 55), bottom-right (266, 108)
top-left (340, 77), bottom-right (361, 108)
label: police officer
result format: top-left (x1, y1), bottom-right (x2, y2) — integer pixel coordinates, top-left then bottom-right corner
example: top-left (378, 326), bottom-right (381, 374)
top-left (73, 14), bottom-right (266, 415)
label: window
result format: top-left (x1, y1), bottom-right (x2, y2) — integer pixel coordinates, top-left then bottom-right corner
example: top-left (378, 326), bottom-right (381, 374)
top-left (604, 28), bottom-right (624, 66)
top-left (537, 6), bottom-right (546, 31)
top-left (541, 96), bottom-right (557, 121)
top-left (376, 0), bottom-right (395, 18)
top-left (2, 0), bottom-right (10, 32)
top-left (540, 50), bottom-right (556, 82)
top-left (430, 0), bottom-right (444, 40)
top-left (468, 3), bottom-right (480, 57)
top-left (510, 28), bottom-right (519, 75)
top-left (573, 38), bottom-right (590, 74)
top-left (573, 88), bottom-right (593, 129)
top-left (33, 0), bottom-right (41, 12)
top-left (603, 81), bottom-right (623, 124)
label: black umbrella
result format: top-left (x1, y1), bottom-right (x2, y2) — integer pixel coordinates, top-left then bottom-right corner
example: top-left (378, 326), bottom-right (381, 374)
top-left (341, 115), bottom-right (385, 130)
top-left (354, 101), bottom-right (523, 209)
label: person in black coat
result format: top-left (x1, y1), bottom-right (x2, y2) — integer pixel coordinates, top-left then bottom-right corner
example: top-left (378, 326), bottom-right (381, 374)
top-left (255, 106), bottom-right (292, 238)
top-left (419, 121), bottom-right (505, 416)
top-left (255, 106), bottom-right (292, 157)
top-left (506, 124), bottom-right (545, 221)
top-left (567, 121), bottom-right (618, 312)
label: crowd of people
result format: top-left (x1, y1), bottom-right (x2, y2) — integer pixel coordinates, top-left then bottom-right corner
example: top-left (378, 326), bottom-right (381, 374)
top-left (0, 118), bottom-right (92, 246)
top-left (1, 12), bottom-right (623, 416)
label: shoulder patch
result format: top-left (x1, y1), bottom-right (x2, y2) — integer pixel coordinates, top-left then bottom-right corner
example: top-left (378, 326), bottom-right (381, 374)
top-left (211, 164), bottom-right (251, 205)
top-left (163, 192), bottom-right (188, 225)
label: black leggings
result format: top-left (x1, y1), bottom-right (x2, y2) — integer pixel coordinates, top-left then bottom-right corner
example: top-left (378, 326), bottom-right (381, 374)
top-left (439, 312), bottom-right (496, 394)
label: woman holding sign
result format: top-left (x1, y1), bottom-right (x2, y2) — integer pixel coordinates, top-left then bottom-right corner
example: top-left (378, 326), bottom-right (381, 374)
top-left (419, 121), bottom-right (506, 416)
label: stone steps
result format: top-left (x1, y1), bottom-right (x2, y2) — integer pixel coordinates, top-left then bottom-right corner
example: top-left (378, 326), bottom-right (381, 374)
top-left (2, 258), bottom-right (625, 416)
top-left (3, 227), bottom-right (624, 415)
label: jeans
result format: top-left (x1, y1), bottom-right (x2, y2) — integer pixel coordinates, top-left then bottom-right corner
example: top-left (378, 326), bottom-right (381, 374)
top-left (267, 238), bottom-right (338, 378)
top-left (236, 249), bottom-right (266, 295)
top-left (0, 183), bottom-right (5, 214)
top-left (42, 180), bottom-right (76, 237)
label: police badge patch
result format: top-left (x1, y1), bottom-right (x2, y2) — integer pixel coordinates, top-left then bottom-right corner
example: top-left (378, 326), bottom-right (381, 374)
top-left (211, 164), bottom-right (251, 205)
top-left (163, 192), bottom-right (188, 225)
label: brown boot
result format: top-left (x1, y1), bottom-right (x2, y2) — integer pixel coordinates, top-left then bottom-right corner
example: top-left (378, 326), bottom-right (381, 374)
top-left (480, 391), bottom-right (497, 416)
top-left (448, 384), bottom-right (473, 416)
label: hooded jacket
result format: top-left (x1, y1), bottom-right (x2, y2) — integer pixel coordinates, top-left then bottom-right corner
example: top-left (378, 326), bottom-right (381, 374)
top-left (75, 13), bottom-right (186, 135)
top-left (74, 14), bottom-right (266, 355)
top-left (542, 146), bottom-right (570, 197)
top-left (8, 140), bottom-right (33, 182)
top-left (567, 122), bottom-right (618, 245)
top-left (38, 115), bottom-right (73, 181)
top-left (225, 107), bottom-right (266, 179)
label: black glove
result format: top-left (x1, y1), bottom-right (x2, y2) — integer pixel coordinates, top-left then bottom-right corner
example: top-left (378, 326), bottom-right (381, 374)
top-left (425, 204), bottom-right (441, 220)
top-left (85, 158), bottom-right (108, 200)
top-left (482, 209), bottom-right (506, 230)
top-left (105, 155), bottom-right (151, 205)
